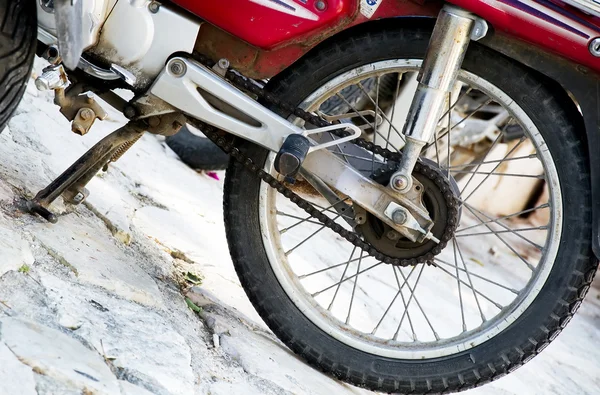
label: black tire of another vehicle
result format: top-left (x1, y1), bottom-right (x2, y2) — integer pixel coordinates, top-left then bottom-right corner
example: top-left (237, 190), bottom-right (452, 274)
top-left (223, 26), bottom-right (598, 393)
top-left (0, 0), bottom-right (36, 134)
top-left (166, 125), bottom-right (230, 171)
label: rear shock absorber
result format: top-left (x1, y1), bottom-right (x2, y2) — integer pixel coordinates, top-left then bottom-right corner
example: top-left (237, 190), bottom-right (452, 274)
top-left (390, 5), bottom-right (488, 193)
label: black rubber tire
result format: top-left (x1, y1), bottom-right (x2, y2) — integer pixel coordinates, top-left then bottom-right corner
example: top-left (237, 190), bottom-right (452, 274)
top-left (166, 125), bottom-right (230, 171)
top-left (224, 27), bottom-right (598, 393)
top-left (0, 0), bottom-right (36, 133)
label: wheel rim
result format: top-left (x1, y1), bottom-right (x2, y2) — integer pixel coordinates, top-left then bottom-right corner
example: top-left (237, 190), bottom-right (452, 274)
top-left (258, 59), bottom-right (562, 359)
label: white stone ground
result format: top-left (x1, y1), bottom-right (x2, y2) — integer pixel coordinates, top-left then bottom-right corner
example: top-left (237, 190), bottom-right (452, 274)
top-left (0, 70), bottom-right (598, 395)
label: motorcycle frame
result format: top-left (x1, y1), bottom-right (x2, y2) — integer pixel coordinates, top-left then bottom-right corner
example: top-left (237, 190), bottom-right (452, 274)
top-left (37, 0), bottom-right (600, 256)
top-left (152, 57), bottom-right (435, 240)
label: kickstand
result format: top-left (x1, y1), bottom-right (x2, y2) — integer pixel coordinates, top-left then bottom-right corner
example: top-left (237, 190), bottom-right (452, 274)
top-left (26, 122), bottom-right (146, 223)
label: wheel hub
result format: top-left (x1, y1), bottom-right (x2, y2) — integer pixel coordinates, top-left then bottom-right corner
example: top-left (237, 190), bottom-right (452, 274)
top-left (357, 161), bottom-right (461, 260)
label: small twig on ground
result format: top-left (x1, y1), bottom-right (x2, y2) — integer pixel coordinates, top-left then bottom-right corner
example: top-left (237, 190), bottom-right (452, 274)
top-left (100, 339), bottom-right (109, 364)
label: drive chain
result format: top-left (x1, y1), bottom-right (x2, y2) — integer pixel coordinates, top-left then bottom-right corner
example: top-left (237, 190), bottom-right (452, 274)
top-left (195, 57), bottom-right (459, 266)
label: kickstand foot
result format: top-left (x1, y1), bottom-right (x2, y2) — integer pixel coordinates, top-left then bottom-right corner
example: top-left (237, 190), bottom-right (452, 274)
top-left (26, 200), bottom-right (58, 224)
top-left (24, 121), bottom-right (146, 223)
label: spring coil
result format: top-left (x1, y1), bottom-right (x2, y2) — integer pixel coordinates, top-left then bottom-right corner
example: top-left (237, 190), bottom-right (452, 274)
top-left (110, 133), bottom-right (143, 163)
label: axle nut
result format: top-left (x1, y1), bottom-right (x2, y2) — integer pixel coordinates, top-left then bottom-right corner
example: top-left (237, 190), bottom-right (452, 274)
top-left (391, 209), bottom-right (407, 225)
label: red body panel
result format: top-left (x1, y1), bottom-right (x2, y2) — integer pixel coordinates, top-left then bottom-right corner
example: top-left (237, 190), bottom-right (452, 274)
top-left (175, 0), bottom-right (600, 76)
top-left (173, 0), bottom-right (358, 49)
top-left (447, 0), bottom-right (600, 72)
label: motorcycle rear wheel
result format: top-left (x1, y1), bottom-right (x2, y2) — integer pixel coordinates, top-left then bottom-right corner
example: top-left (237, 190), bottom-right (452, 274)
top-left (0, 0), bottom-right (36, 134)
top-left (223, 27), bottom-right (597, 393)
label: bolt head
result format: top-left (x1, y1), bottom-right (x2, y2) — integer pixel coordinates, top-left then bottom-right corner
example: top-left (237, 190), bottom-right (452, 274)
top-left (386, 230), bottom-right (399, 241)
top-left (148, 2), bottom-right (160, 13)
top-left (169, 60), bottom-right (186, 77)
top-left (315, 0), bottom-right (326, 11)
top-left (124, 106), bottom-right (136, 119)
top-left (392, 175), bottom-right (409, 190)
top-left (73, 192), bottom-right (85, 203)
top-left (590, 37), bottom-right (600, 57)
top-left (391, 209), bottom-right (407, 225)
top-left (80, 108), bottom-right (94, 121)
top-left (218, 58), bottom-right (230, 69)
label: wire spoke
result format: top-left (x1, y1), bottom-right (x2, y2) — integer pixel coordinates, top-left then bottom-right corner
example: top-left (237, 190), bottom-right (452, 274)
top-left (276, 211), bottom-right (326, 229)
top-left (435, 264), bottom-right (504, 309)
top-left (463, 202), bottom-right (546, 251)
top-left (453, 239), bottom-right (467, 332)
top-left (279, 198), bottom-right (350, 233)
top-left (312, 261), bottom-right (384, 297)
top-left (394, 265), bottom-right (440, 341)
top-left (456, 203), bottom-right (550, 233)
top-left (328, 246), bottom-right (357, 310)
top-left (356, 82), bottom-right (406, 144)
top-left (461, 135), bottom-right (527, 204)
top-left (450, 170), bottom-right (544, 179)
top-left (334, 93), bottom-right (400, 149)
top-left (386, 74), bottom-right (403, 150)
top-left (299, 255), bottom-right (363, 280)
top-left (371, 76), bottom-right (380, 176)
top-left (445, 154), bottom-right (538, 169)
top-left (346, 250), bottom-right (364, 324)
top-left (434, 258), bottom-right (519, 294)
top-left (459, 130), bottom-right (505, 196)
top-left (463, 204), bottom-right (535, 270)
top-left (436, 87), bottom-right (473, 126)
top-left (331, 150), bottom-right (385, 164)
top-left (285, 213), bottom-right (342, 256)
top-left (455, 240), bottom-right (487, 322)
top-left (329, 132), bottom-right (352, 165)
top-left (394, 267), bottom-right (418, 341)
top-left (456, 225), bottom-right (548, 238)
top-left (393, 265), bottom-right (425, 340)
top-left (446, 91), bottom-right (452, 179)
top-left (433, 127), bottom-right (442, 167)
top-left (371, 265), bottom-right (417, 335)
top-left (308, 198), bottom-right (353, 221)
top-left (424, 97), bottom-right (492, 151)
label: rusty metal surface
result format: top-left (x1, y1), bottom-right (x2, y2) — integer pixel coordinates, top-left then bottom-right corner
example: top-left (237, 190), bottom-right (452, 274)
top-left (54, 85), bottom-right (108, 135)
top-left (193, 1), bottom-right (441, 79)
top-left (145, 113), bottom-right (186, 136)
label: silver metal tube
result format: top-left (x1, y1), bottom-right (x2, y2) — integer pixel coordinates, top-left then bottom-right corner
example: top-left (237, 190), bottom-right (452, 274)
top-left (391, 5), bottom-right (479, 193)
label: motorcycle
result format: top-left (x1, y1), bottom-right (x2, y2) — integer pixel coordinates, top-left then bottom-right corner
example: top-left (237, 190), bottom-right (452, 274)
top-left (1, 0), bottom-right (598, 392)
